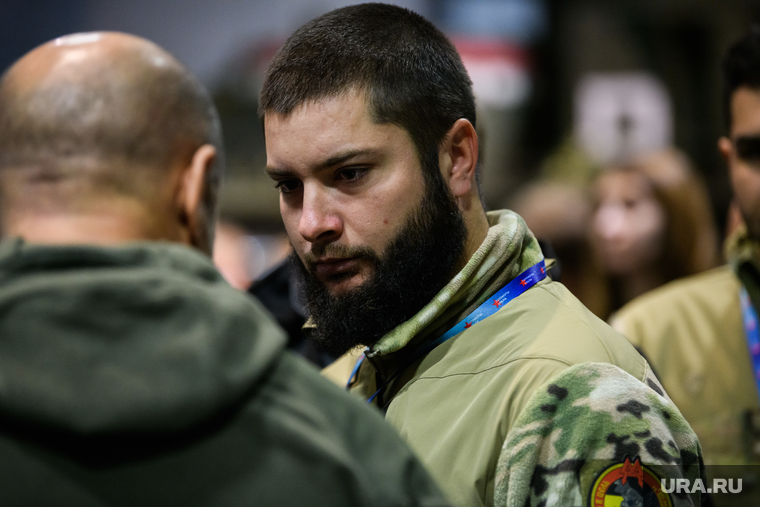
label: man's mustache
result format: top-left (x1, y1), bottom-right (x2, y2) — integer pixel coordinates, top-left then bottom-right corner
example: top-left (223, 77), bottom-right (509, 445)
top-left (297, 244), bottom-right (378, 270)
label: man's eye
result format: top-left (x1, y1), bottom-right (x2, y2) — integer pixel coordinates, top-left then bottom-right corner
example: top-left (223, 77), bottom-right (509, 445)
top-left (337, 167), bottom-right (367, 182)
top-left (274, 180), bottom-right (301, 193)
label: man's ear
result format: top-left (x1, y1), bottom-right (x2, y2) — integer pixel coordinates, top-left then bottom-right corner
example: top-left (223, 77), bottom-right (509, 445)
top-left (177, 144), bottom-right (216, 253)
top-left (440, 119), bottom-right (478, 199)
top-left (718, 136), bottom-right (733, 164)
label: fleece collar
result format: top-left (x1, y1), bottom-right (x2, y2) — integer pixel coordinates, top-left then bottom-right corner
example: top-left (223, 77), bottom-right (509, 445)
top-left (727, 224), bottom-right (760, 309)
top-left (367, 209), bottom-right (544, 357)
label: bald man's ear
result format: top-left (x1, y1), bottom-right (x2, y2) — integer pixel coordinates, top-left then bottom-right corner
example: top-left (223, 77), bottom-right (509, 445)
top-left (439, 119), bottom-right (478, 202)
top-left (177, 144), bottom-right (216, 254)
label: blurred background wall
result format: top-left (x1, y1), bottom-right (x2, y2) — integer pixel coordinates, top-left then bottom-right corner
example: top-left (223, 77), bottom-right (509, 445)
top-left (1, 0), bottom-right (758, 287)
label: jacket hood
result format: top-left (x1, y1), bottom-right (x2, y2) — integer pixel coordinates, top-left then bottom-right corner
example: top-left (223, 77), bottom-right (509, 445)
top-left (0, 239), bottom-right (286, 443)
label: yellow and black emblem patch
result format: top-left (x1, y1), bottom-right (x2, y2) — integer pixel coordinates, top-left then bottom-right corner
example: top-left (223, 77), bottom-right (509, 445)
top-left (588, 457), bottom-right (672, 507)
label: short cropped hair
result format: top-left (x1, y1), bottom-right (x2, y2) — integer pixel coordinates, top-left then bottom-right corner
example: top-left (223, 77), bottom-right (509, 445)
top-left (0, 40), bottom-right (224, 220)
top-left (722, 25), bottom-right (760, 131)
top-left (259, 3), bottom-right (476, 180)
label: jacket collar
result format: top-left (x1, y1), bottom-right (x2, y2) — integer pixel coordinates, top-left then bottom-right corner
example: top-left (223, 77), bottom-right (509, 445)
top-left (366, 209), bottom-right (544, 361)
top-left (727, 224), bottom-right (760, 309)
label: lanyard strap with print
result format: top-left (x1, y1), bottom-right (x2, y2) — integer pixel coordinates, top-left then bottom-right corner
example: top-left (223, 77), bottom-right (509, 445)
top-left (347, 260), bottom-right (547, 405)
top-left (740, 287), bottom-right (760, 402)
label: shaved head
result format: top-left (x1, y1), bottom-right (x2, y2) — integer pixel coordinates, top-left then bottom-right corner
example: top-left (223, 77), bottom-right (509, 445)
top-left (0, 32), bottom-right (223, 250)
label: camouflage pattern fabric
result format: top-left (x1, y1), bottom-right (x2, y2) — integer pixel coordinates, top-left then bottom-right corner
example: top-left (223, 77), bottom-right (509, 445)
top-left (495, 362), bottom-right (703, 506)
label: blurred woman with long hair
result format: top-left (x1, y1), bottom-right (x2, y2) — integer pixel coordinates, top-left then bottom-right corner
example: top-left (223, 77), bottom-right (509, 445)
top-left (590, 148), bottom-right (720, 319)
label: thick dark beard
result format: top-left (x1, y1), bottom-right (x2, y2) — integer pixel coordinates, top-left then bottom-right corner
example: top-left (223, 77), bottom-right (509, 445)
top-left (292, 167), bottom-right (468, 357)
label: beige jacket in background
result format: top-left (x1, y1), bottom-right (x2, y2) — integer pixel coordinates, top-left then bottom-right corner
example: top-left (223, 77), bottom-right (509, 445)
top-left (612, 225), bottom-right (760, 465)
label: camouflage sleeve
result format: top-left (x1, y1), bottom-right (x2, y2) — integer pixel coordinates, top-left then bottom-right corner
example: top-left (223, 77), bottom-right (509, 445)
top-left (494, 362), bottom-right (703, 507)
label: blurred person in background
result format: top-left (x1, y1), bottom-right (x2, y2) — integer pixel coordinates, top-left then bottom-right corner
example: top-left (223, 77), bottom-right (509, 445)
top-left (212, 221), bottom-right (290, 291)
top-left (591, 148), bottom-right (720, 320)
top-left (510, 180), bottom-right (609, 316)
top-left (612, 26), bottom-right (760, 471)
top-left (213, 221), bottom-right (257, 290)
top-left (260, 4), bottom-right (703, 506)
top-left (0, 31), bottom-right (450, 506)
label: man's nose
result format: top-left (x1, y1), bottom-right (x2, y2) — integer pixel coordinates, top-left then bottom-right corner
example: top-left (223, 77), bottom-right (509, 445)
top-left (298, 186), bottom-right (343, 244)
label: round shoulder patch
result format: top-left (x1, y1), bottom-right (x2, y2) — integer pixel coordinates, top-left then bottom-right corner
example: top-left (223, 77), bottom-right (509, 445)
top-left (588, 457), bottom-right (672, 507)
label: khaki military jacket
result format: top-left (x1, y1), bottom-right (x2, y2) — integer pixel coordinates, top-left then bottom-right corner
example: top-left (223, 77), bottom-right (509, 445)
top-left (325, 210), bottom-right (703, 507)
top-left (612, 228), bottom-right (760, 465)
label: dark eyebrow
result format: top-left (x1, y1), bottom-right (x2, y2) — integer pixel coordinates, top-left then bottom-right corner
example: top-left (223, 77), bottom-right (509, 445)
top-left (266, 148), bottom-right (381, 177)
top-left (265, 167), bottom-right (295, 179)
top-left (318, 149), bottom-right (380, 170)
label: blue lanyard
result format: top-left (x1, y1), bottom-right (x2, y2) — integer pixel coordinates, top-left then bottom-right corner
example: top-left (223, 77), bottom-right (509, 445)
top-left (347, 260), bottom-right (547, 405)
top-left (739, 287), bottom-right (760, 403)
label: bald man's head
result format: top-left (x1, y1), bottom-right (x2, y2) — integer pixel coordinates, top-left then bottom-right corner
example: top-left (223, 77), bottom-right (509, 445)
top-left (0, 32), bottom-right (224, 252)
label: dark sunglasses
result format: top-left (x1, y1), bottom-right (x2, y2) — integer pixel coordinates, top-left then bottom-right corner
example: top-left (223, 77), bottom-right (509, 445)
top-left (735, 135), bottom-right (760, 162)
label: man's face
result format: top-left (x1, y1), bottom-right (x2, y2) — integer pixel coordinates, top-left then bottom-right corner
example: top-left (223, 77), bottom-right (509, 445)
top-left (265, 91), bottom-right (429, 295)
top-left (264, 91), bottom-right (467, 356)
top-left (722, 87), bottom-right (760, 240)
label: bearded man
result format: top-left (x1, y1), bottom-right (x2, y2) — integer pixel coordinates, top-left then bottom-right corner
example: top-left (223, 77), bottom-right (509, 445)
top-left (261, 4), bottom-right (703, 506)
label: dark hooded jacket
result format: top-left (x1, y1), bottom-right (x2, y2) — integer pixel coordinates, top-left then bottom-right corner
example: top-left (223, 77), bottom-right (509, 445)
top-left (0, 239), bottom-right (448, 507)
